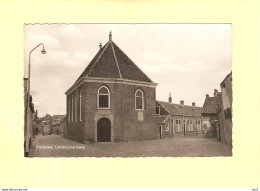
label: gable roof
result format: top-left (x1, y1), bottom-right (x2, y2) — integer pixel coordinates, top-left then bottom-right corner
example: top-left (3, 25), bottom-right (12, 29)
top-left (157, 101), bottom-right (202, 117)
top-left (220, 71), bottom-right (232, 86)
top-left (201, 93), bottom-right (222, 114)
top-left (75, 37), bottom-right (153, 84)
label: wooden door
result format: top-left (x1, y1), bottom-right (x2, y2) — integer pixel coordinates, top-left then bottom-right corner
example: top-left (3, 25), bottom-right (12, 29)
top-left (97, 118), bottom-right (111, 142)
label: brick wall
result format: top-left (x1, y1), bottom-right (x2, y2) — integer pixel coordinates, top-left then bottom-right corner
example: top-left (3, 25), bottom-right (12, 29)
top-left (66, 81), bottom-right (157, 142)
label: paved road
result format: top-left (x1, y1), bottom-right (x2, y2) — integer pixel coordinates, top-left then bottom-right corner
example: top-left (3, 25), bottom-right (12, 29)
top-left (31, 134), bottom-right (232, 157)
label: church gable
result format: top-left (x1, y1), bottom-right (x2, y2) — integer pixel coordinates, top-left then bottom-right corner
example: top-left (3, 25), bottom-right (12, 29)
top-left (73, 33), bottom-right (154, 86)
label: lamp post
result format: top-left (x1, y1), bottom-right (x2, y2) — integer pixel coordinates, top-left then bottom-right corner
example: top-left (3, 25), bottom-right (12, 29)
top-left (25, 43), bottom-right (46, 157)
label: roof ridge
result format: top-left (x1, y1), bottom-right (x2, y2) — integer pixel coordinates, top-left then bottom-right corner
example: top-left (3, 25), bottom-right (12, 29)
top-left (87, 41), bottom-right (111, 77)
top-left (111, 42), bottom-right (122, 79)
top-left (158, 100), bottom-right (202, 108)
top-left (112, 42), bottom-right (154, 83)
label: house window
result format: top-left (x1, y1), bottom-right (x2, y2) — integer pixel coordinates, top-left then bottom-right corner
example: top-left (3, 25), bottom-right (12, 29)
top-left (190, 120), bottom-right (193, 131)
top-left (165, 123), bottom-right (169, 131)
top-left (224, 108), bottom-right (232, 119)
top-left (98, 86), bottom-right (110, 109)
top-left (156, 106), bottom-right (160, 115)
top-left (135, 89), bottom-right (144, 110)
top-left (79, 89), bottom-right (82, 121)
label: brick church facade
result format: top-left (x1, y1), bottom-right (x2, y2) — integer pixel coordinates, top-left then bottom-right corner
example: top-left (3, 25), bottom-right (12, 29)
top-left (65, 33), bottom-right (158, 142)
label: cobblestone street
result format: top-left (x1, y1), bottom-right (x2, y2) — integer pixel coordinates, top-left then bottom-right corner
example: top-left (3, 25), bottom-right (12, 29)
top-left (31, 134), bottom-right (232, 157)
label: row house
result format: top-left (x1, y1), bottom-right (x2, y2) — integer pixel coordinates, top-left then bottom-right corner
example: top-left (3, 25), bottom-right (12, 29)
top-left (201, 89), bottom-right (223, 139)
top-left (156, 94), bottom-right (202, 139)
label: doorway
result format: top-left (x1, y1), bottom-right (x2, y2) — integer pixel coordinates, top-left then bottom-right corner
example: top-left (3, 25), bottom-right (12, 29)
top-left (97, 118), bottom-right (111, 142)
top-left (159, 125), bottom-right (162, 139)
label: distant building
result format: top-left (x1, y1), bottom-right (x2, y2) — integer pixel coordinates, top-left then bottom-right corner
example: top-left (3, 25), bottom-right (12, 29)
top-left (65, 33), bottom-right (158, 143)
top-left (59, 115), bottom-right (67, 137)
top-left (220, 72), bottom-right (232, 146)
top-left (201, 89), bottom-right (223, 139)
top-left (51, 115), bottom-right (64, 124)
top-left (156, 94), bottom-right (202, 139)
top-left (51, 115), bottom-right (65, 134)
top-left (41, 113), bottom-right (52, 122)
top-left (51, 122), bottom-right (60, 134)
top-left (38, 113), bottom-right (52, 134)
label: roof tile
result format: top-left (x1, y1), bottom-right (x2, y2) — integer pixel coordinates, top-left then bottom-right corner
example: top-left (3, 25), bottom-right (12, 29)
top-left (201, 93), bottom-right (222, 114)
top-left (75, 40), bottom-right (153, 84)
top-left (157, 101), bottom-right (202, 117)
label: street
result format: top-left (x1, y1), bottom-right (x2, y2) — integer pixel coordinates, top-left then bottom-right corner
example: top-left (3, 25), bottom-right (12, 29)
top-left (31, 134), bottom-right (232, 157)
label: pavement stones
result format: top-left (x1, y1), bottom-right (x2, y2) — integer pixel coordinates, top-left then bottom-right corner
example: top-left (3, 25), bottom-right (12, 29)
top-left (31, 134), bottom-right (232, 157)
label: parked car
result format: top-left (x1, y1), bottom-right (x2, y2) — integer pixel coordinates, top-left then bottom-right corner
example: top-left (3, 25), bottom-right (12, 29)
top-left (42, 127), bottom-right (51, 135)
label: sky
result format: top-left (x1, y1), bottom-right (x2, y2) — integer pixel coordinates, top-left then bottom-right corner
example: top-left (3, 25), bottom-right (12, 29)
top-left (24, 24), bottom-right (231, 117)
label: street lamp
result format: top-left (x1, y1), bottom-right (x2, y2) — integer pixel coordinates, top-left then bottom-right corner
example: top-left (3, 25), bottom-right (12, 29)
top-left (25, 43), bottom-right (46, 157)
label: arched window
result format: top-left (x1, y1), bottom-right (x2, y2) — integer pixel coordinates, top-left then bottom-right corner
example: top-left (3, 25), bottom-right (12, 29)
top-left (135, 89), bottom-right (144, 110)
top-left (98, 86), bottom-right (110, 109)
top-left (79, 89), bottom-right (82, 121)
top-left (71, 94), bottom-right (74, 122)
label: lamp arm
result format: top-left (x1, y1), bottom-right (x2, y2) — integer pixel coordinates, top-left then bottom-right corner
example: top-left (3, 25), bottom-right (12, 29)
top-left (29, 43), bottom-right (45, 55)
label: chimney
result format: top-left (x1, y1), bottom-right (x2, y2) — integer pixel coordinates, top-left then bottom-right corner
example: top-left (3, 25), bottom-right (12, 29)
top-left (109, 31), bottom-right (112, 41)
top-left (192, 102), bottom-right (196, 106)
top-left (214, 89), bottom-right (218, 97)
top-left (99, 42), bottom-right (102, 50)
top-left (180, 100), bottom-right (184, 105)
top-left (168, 92), bottom-right (172, 103)
top-left (206, 94), bottom-right (209, 98)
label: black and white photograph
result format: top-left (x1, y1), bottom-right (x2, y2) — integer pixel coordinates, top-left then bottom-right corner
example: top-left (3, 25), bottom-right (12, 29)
top-left (24, 24), bottom-right (232, 157)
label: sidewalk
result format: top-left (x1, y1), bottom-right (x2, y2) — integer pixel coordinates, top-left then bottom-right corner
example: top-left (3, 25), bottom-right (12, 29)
top-left (28, 134), bottom-right (39, 157)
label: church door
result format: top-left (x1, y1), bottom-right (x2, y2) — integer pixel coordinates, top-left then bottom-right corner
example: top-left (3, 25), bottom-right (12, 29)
top-left (97, 118), bottom-right (111, 142)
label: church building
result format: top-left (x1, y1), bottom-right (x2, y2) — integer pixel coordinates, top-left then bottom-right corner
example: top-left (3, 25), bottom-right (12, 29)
top-left (65, 33), bottom-right (158, 143)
